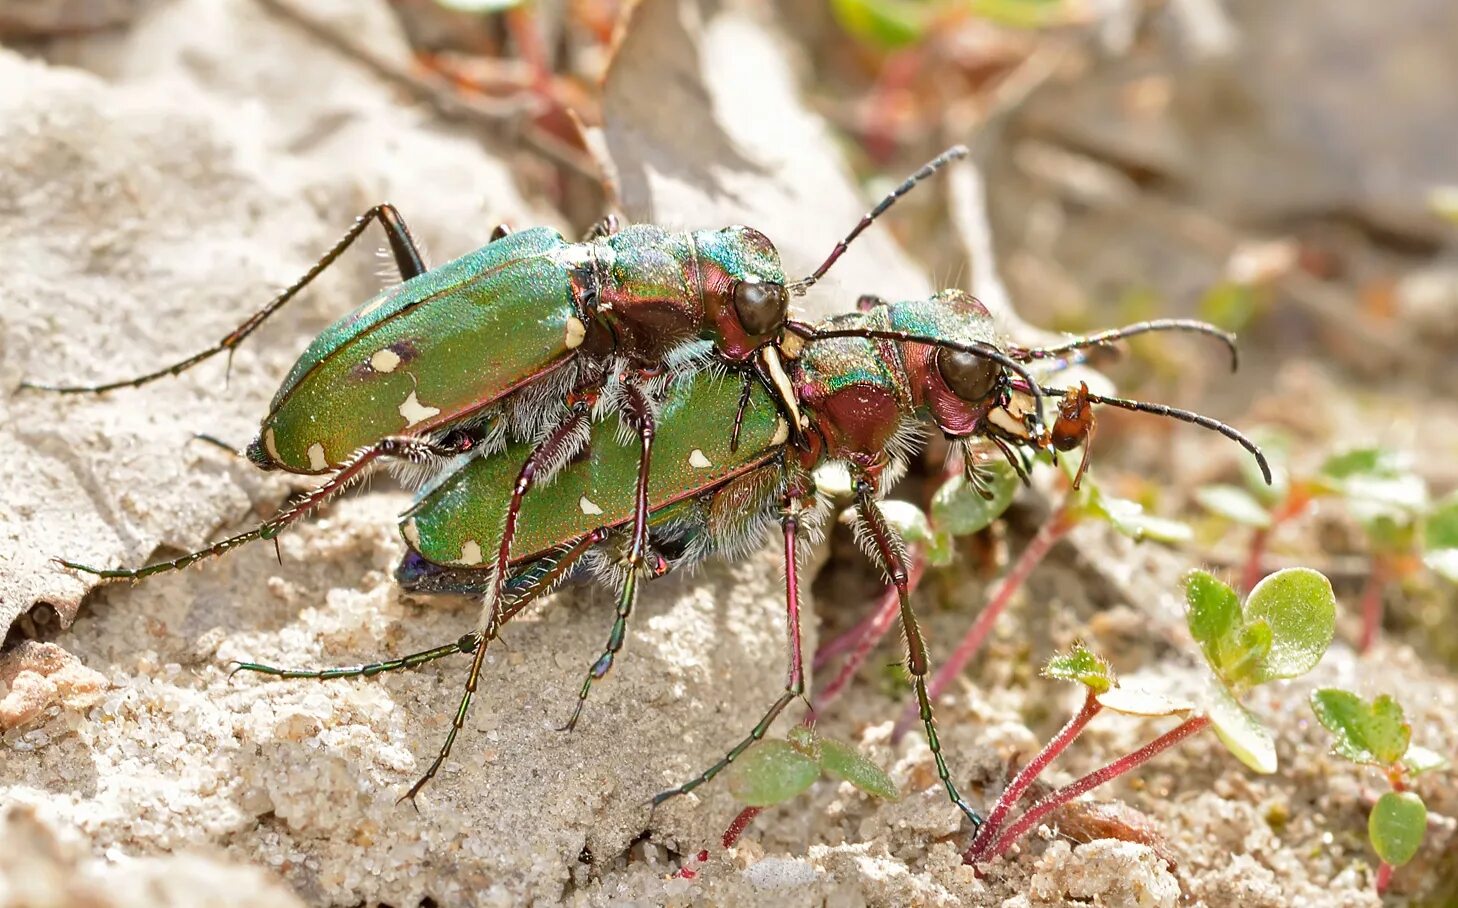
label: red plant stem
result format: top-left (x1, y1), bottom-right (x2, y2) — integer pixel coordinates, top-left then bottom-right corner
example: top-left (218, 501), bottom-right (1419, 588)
top-left (813, 554), bottom-right (926, 713)
top-left (1358, 556), bottom-right (1388, 654)
top-left (979, 715), bottom-right (1211, 861)
top-left (1375, 861), bottom-right (1394, 895)
top-left (964, 690), bottom-right (1104, 863)
top-left (891, 503), bottom-right (1073, 741)
top-left (722, 806), bottom-right (763, 849)
top-left (1240, 526), bottom-right (1270, 594)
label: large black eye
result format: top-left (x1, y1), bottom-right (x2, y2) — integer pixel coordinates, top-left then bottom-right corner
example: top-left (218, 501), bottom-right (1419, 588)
top-left (936, 348), bottom-right (1001, 402)
top-left (733, 280), bottom-right (788, 337)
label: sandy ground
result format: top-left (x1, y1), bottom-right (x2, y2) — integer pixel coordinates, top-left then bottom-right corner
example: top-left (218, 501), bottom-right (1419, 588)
top-left (2, 1), bottom-right (1456, 906)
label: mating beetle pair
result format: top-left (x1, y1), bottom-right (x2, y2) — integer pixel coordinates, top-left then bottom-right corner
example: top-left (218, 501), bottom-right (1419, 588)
top-left (33, 147), bottom-right (1269, 829)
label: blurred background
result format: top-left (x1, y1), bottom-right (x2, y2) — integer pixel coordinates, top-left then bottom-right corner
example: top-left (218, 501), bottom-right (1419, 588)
top-left (3, 0), bottom-right (1456, 903)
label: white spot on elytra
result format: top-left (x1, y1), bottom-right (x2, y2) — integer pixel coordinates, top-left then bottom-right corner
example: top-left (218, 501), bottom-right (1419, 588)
top-left (578, 496), bottom-right (603, 516)
top-left (771, 418), bottom-right (790, 446)
top-left (457, 539), bottom-right (483, 566)
top-left (262, 427), bottom-right (281, 462)
top-left (564, 316), bottom-right (587, 350)
top-left (307, 442), bottom-right (328, 471)
top-left (688, 448), bottom-right (712, 469)
top-left (399, 390), bottom-right (441, 427)
top-left (369, 348), bottom-right (401, 373)
top-left (402, 518), bottom-right (421, 548)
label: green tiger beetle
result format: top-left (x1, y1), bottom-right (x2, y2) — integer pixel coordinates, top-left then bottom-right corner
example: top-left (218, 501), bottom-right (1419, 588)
top-left (223, 290), bottom-right (1268, 825)
top-left (26, 148), bottom-right (971, 623)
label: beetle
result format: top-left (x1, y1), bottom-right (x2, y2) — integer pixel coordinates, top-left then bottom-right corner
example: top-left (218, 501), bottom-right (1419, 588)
top-left (37, 147), bottom-right (971, 632)
top-left (233, 290), bottom-right (1268, 822)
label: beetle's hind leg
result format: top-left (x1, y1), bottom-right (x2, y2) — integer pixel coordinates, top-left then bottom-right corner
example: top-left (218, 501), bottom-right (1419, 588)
top-left (649, 481), bottom-right (813, 810)
top-left (22, 204), bottom-right (427, 394)
top-left (57, 431), bottom-right (474, 582)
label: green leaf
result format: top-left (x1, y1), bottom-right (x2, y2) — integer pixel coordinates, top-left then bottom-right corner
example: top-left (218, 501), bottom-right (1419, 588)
top-left (931, 463), bottom-right (1018, 537)
top-left (1089, 493), bottom-right (1193, 544)
top-left (1041, 644), bottom-right (1114, 693)
top-left (1196, 485), bottom-right (1273, 528)
top-left (1185, 570), bottom-right (1242, 671)
top-left (1205, 678), bottom-right (1277, 773)
top-left (967, 0), bottom-right (1065, 28)
top-left (817, 738), bottom-right (900, 801)
top-left (830, 0), bottom-right (931, 49)
top-left (880, 500), bottom-right (934, 546)
top-left (1403, 745), bottom-right (1449, 777)
top-left (1198, 281), bottom-right (1259, 333)
top-left (726, 740), bottom-right (819, 807)
top-left (1321, 448), bottom-right (1428, 543)
top-left (1309, 689), bottom-right (1411, 767)
top-left (1096, 687), bottom-right (1194, 717)
top-left (1243, 568), bottom-right (1335, 683)
top-left (1369, 791), bottom-right (1427, 867)
top-left (1423, 493), bottom-right (1458, 582)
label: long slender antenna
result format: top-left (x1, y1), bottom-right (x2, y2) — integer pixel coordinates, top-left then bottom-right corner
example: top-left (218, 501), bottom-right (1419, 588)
top-left (805, 326), bottom-right (1047, 438)
top-left (1041, 385), bottom-right (1272, 484)
top-left (1021, 319), bottom-right (1240, 372)
top-left (788, 146), bottom-right (969, 296)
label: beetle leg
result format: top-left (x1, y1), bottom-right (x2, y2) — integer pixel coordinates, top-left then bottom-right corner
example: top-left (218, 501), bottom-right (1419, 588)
top-left (851, 473), bottom-right (984, 832)
top-left (22, 204), bottom-right (427, 394)
top-left (489, 223), bottom-right (512, 241)
top-left (231, 529), bottom-right (608, 685)
top-left (57, 431), bottom-right (474, 581)
top-left (562, 383), bottom-right (656, 731)
top-left (649, 479), bottom-right (811, 810)
top-left (583, 214), bottom-right (621, 240)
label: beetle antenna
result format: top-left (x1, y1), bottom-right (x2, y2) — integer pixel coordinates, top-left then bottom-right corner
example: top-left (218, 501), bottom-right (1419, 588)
top-left (1019, 319), bottom-right (1240, 372)
top-left (788, 146), bottom-right (969, 296)
top-left (1040, 385), bottom-right (1272, 484)
top-left (805, 326), bottom-right (1047, 438)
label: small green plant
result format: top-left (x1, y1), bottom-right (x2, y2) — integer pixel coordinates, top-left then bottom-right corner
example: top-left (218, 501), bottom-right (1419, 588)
top-left (963, 568), bottom-right (1336, 864)
top-left (891, 458), bottom-right (1190, 739)
top-left (715, 725), bottom-right (900, 850)
top-left (1197, 442), bottom-right (1458, 651)
top-left (1309, 688), bottom-right (1449, 895)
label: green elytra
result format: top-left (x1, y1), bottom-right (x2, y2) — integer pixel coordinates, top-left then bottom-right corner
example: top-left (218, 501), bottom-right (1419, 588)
top-left (401, 369), bottom-right (790, 568)
top-left (259, 224), bottom-right (785, 474)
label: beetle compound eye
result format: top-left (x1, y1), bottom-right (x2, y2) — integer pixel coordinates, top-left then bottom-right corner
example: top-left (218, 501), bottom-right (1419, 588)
top-left (936, 348), bottom-right (1001, 402)
top-left (733, 280), bottom-right (788, 337)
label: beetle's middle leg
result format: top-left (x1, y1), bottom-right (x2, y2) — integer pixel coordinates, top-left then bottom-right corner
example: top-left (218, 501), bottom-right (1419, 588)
top-left (57, 431), bottom-right (474, 581)
top-left (852, 471), bottom-right (983, 832)
top-left (561, 382), bottom-right (657, 731)
top-left (23, 204), bottom-right (427, 394)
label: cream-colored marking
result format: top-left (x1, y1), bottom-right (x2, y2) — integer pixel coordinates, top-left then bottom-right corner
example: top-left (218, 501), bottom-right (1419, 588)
top-left (399, 390), bottom-right (441, 427)
top-left (457, 539), bottom-right (483, 566)
top-left (758, 346), bottom-right (804, 432)
top-left (564, 316), bottom-right (587, 350)
top-left (307, 442), bottom-right (328, 471)
top-left (771, 418), bottom-right (790, 446)
top-left (988, 407), bottom-right (1031, 440)
top-left (262, 427), bottom-right (281, 462)
top-left (402, 518), bottom-right (421, 548)
top-left (578, 496), bottom-right (603, 516)
top-left (688, 448), bottom-right (712, 469)
top-left (369, 348), bottom-right (401, 373)
top-left (780, 332), bottom-right (805, 359)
